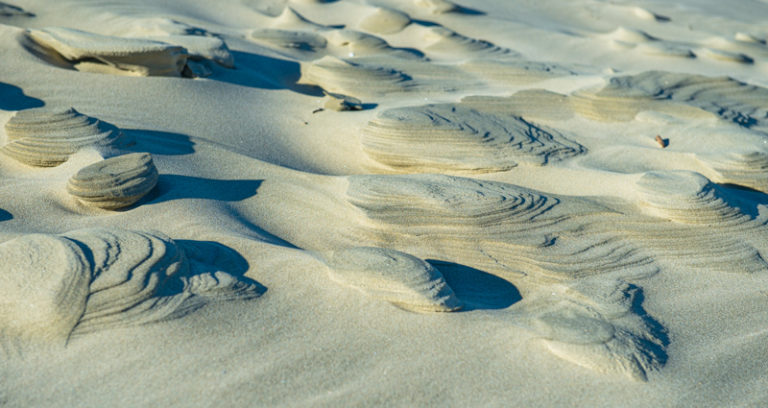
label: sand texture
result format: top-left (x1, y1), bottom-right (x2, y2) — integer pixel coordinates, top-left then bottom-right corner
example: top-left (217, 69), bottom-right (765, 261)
top-left (1, 0), bottom-right (768, 406)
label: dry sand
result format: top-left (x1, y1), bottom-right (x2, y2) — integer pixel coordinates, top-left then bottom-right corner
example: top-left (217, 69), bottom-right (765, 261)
top-left (1, 0), bottom-right (768, 406)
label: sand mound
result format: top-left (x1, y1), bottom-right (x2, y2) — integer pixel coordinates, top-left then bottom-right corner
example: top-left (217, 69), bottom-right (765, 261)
top-left (324, 247), bottom-right (462, 312)
top-left (2, 107), bottom-right (131, 167)
top-left (325, 30), bottom-right (422, 59)
top-left (270, 6), bottom-right (326, 29)
top-left (25, 27), bottom-right (188, 76)
top-left (361, 103), bottom-right (585, 173)
top-left (358, 7), bottom-right (411, 35)
top-left (414, 0), bottom-right (460, 14)
top-left (0, 228), bottom-right (263, 348)
top-left (299, 56), bottom-right (412, 97)
top-left (67, 152), bottom-right (159, 210)
top-left (634, 171), bottom-right (752, 225)
top-left (528, 281), bottom-right (666, 381)
top-left (0, 234), bottom-right (90, 343)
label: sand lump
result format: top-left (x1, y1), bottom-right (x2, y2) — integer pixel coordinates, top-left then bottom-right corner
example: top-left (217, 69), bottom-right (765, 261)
top-left (2, 107), bottom-right (131, 167)
top-left (67, 152), bottom-right (159, 210)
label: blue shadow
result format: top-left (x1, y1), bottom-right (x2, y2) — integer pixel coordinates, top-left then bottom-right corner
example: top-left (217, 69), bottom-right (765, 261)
top-left (0, 82), bottom-right (43, 111)
top-left (122, 129), bottom-right (195, 156)
top-left (429, 260), bottom-right (521, 311)
top-left (145, 175), bottom-right (262, 204)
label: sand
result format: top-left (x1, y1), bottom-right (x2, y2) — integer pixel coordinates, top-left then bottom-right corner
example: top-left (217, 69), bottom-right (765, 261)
top-left (1, 0), bottom-right (767, 406)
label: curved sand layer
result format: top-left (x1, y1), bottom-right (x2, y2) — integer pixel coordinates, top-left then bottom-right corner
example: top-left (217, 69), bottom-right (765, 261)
top-left (344, 174), bottom-right (656, 283)
top-left (0, 1), bottom-right (34, 17)
top-left (459, 60), bottom-right (579, 86)
top-left (25, 27), bottom-right (188, 76)
top-left (0, 228), bottom-right (263, 346)
top-left (2, 107), bottom-right (131, 167)
top-left (325, 30), bottom-right (423, 59)
top-left (299, 55), bottom-right (412, 97)
top-left (67, 152), bottom-right (159, 210)
top-left (420, 26), bottom-right (510, 58)
top-left (601, 71), bottom-right (768, 128)
top-left (361, 103), bottom-right (585, 173)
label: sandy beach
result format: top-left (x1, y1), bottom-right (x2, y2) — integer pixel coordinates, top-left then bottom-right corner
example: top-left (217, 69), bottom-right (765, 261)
top-left (1, 0), bottom-right (768, 406)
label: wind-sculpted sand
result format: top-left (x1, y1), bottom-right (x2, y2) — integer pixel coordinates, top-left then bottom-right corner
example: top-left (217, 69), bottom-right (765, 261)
top-left (323, 247), bottom-right (463, 313)
top-left (1, 0), bottom-right (768, 406)
top-left (255, 173), bottom-right (667, 380)
top-left (0, 228), bottom-right (263, 351)
top-left (25, 27), bottom-right (188, 76)
top-left (67, 152), bottom-right (159, 210)
top-left (2, 107), bottom-right (132, 167)
top-left (23, 26), bottom-right (234, 77)
top-left (299, 55), bottom-right (413, 97)
top-left (361, 103), bottom-right (585, 172)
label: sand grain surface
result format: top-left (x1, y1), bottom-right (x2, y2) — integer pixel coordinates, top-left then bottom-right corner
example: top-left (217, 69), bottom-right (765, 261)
top-left (1, 0), bottom-right (767, 406)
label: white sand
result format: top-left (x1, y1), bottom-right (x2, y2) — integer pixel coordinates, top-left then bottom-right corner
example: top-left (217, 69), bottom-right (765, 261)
top-left (1, 0), bottom-right (768, 406)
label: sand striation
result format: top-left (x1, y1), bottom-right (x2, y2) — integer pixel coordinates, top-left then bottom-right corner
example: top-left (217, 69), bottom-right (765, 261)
top-left (25, 27), bottom-right (188, 76)
top-left (361, 103), bottom-right (585, 172)
top-left (0, 228), bottom-right (263, 349)
top-left (67, 152), bottom-right (159, 210)
top-left (2, 0), bottom-right (768, 405)
top-left (2, 107), bottom-right (131, 167)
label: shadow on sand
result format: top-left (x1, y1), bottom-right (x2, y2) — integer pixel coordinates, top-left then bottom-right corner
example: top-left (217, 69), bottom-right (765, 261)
top-left (144, 175), bottom-right (262, 204)
top-left (429, 260), bottom-right (521, 311)
top-left (211, 51), bottom-right (324, 96)
top-left (0, 82), bottom-right (43, 111)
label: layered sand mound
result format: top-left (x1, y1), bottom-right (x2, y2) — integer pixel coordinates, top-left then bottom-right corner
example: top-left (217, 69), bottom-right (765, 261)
top-left (0, 228), bottom-right (263, 348)
top-left (2, 107), bottom-right (131, 167)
